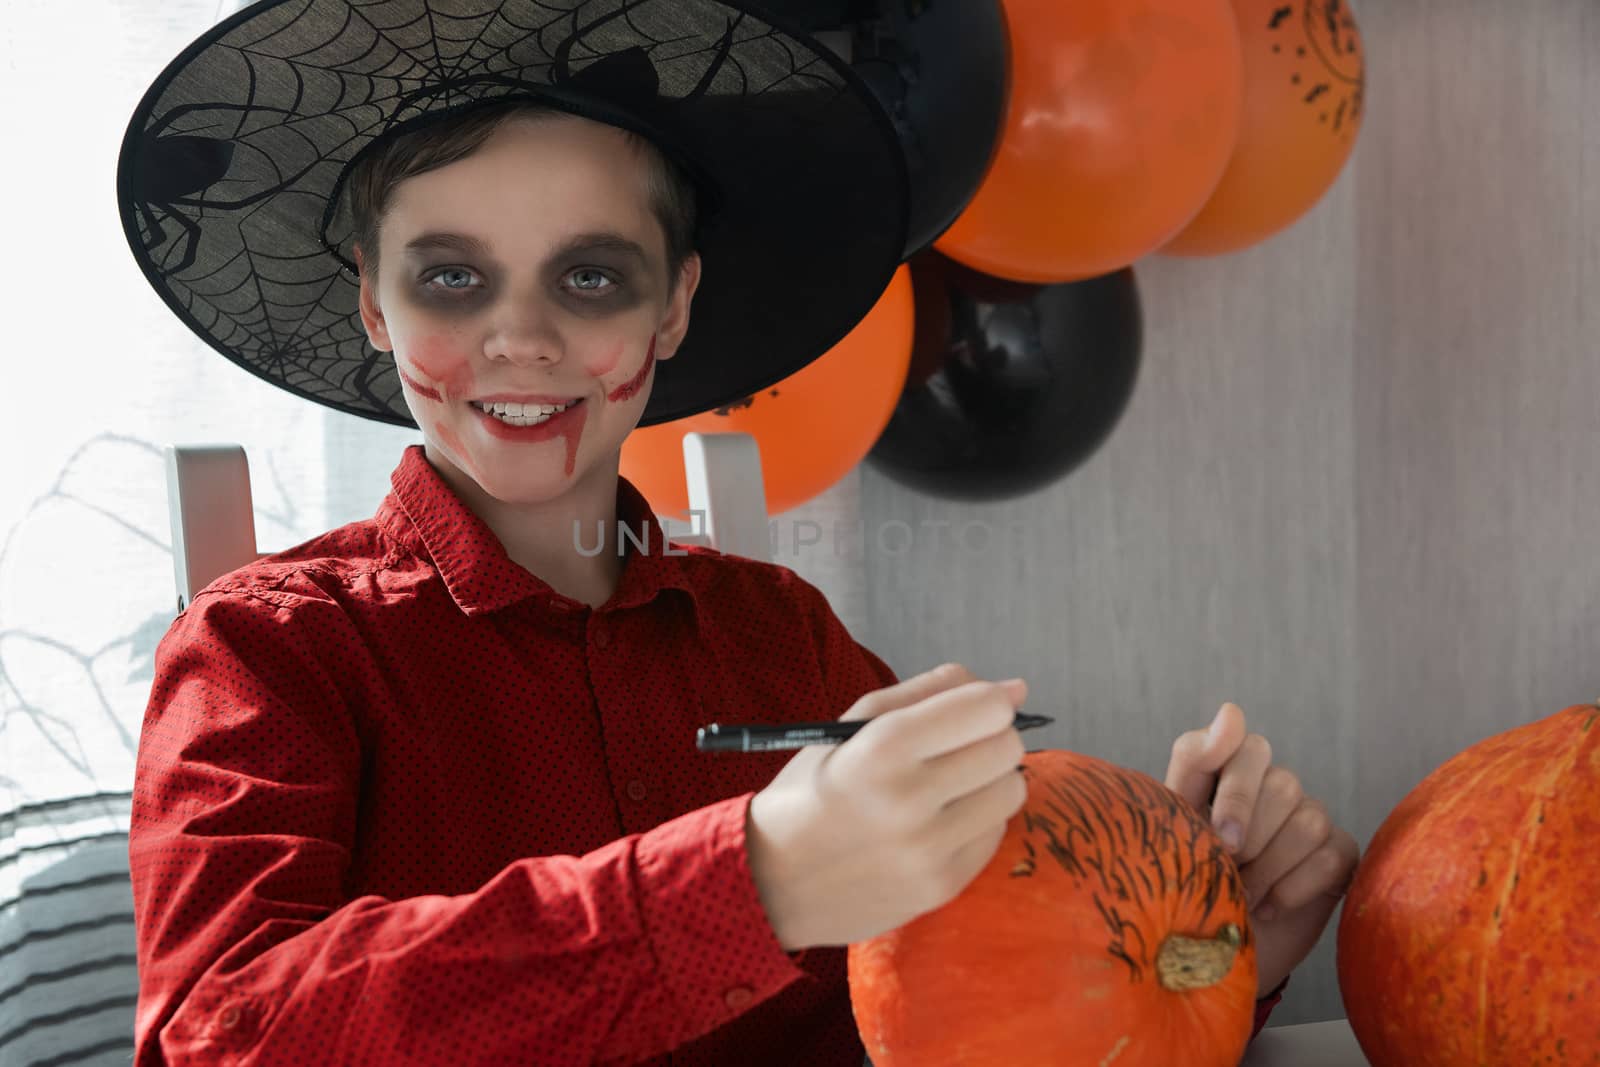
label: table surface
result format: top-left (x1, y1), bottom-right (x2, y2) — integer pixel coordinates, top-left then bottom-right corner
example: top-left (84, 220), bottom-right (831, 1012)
top-left (1240, 1019), bottom-right (1369, 1067)
top-left (860, 1019), bottom-right (1371, 1067)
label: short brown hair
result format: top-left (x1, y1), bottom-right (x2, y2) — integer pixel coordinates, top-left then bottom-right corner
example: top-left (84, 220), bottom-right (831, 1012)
top-left (346, 99), bottom-right (698, 290)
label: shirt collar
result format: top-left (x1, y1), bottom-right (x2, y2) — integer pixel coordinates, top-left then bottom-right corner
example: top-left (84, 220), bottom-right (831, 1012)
top-left (381, 444), bottom-right (697, 616)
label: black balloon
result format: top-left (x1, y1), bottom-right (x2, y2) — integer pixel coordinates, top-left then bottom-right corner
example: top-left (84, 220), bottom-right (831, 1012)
top-left (867, 254), bottom-right (1143, 502)
top-left (749, 0), bottom-right (1008, 257)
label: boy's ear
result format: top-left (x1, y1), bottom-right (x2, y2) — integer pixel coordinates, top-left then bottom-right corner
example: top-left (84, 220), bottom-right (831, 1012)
top-left (653, 253), bottom-right (702, 362)
top-left (354, 245), bottom-right (394, 353)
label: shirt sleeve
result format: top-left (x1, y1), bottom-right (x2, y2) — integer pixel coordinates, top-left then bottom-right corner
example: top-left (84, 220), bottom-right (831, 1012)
top-left (129, 585), bottom-right (808, 1067)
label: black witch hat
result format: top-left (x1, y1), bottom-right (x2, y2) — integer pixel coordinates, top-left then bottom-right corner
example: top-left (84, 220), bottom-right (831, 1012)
top-left (117, 0), bottom-right (909, 427)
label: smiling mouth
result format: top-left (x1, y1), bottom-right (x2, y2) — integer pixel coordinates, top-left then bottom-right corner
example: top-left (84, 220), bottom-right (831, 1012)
top-left (469, 398), bottom-right (584, 426)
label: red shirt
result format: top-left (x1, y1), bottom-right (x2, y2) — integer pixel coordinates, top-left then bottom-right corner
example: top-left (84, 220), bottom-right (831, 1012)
top-left (129, 444), bottom-right (1285, 1066)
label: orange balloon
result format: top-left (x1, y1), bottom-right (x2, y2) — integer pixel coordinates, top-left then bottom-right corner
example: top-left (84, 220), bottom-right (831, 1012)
top-left (621, 264), bottom-right (914, 518)
top-left (1163, 0), bottom-right (1366, 256)
top-left (934, 0), bottom-right (1244, 284)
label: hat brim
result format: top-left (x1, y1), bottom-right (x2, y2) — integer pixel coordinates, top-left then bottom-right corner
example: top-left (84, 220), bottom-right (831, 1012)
top-left (116, 0), bottom-right (909, 428)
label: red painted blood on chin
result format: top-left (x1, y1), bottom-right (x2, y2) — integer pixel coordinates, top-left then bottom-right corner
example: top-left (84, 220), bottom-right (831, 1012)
top-left (467, 397), bottom-right (590, 478)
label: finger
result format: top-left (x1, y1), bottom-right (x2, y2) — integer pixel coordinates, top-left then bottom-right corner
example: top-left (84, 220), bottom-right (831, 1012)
top-left (1165, 702), bottom-right (1248, 811)
top-left (1252, 829), bottom-right (1358, 919)
top-left (1233, 765), bottom-right (1302, 862)
top-left (935, 767), bottom-right (1028, 862)
top-left (1207, 732), bottom-right (1274, 855)
top-left (915, 727), bottom-right (1027, 811)
top-left (839, 662), bottom-right (977, 722)
top-left (807, 665), bottom-right (983, 781)
top-left (1239, 797), bottom-right (1332, 909)
top-left (942, 821), bottom-right (1010, 899)
top-left (862, 677), bottom-right (1028, 763)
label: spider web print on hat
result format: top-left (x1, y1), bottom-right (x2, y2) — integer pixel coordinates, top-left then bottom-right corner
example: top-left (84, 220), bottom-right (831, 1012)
top-left (117, 0), bottom-right (908, 428)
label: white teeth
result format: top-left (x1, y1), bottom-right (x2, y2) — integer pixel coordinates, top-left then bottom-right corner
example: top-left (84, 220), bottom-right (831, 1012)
top-left (479, 400), bottom-right (572, 416)
top-left (472, 399), bottom-right (577, 427)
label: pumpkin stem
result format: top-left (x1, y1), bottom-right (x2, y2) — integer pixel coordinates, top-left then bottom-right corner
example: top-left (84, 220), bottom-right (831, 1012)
top-left (1155, 923), bottom-right (1243, 992)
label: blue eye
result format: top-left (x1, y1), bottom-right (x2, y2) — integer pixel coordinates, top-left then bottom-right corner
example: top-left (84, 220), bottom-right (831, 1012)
top-left (417, 266), bottom-right (619, 300)
top-left (422, 267), bottom-right (480, 292)
top-left (568, 269), bottom-right (616, 294)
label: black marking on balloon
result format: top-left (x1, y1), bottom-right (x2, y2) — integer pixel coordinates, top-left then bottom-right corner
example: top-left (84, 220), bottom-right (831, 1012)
top-left (1262, 1), bottom-right (1365, 139)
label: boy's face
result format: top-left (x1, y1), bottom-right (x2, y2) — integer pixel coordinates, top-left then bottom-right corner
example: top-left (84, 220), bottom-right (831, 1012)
top-left (356, 114), bottom-right (700, 506)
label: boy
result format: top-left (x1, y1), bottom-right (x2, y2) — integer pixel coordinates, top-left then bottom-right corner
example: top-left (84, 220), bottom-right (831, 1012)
top-left (120, 3), bottom-right (1356, 1064)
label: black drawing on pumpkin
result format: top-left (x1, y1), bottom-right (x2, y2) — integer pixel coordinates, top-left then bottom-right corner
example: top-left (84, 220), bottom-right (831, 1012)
top-left (1006, 761), bottom-right (1251, 984)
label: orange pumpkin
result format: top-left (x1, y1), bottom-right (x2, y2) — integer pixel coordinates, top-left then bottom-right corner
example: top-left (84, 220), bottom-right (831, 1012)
top-left (1336, 701), bottom-right (1600, 1065)
top-left (848, 749), bottom-right (1259, 1066)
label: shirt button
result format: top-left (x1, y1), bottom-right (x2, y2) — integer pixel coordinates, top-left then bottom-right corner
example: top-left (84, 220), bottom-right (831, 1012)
top-left (625, 779), bottom-right (648, 802)
top-left (219, 1005), bottom-right (242, 1030)
top-left (724, 986), bottom-right (754, 1010)
top-left (593, 629), bottom-right (610, 648)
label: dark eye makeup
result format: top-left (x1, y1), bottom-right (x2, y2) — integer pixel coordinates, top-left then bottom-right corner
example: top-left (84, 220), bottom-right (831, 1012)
top-left (415, 264), bottom-right (628, 302)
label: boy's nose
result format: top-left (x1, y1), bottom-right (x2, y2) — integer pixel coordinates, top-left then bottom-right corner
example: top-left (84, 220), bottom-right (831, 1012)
top-left (483, 309), bottom-right (565, 367)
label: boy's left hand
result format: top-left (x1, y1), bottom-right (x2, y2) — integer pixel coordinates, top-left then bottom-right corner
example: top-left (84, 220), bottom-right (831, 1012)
top-left (1165, 702), bottom-right (1361, 998)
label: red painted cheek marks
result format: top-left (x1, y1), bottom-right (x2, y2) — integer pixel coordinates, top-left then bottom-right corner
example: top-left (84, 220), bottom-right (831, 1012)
top-left (396, 365), bottom-right (442, 402)
top-left (582, 340), bottom-right (625, 379)
top-left (607, 335), bottom-right (657, 403)
top-left (399, 341), bottom-right (476, 404)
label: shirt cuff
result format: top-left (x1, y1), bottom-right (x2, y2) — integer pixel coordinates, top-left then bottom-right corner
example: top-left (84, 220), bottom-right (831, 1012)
top-left (1251, 974), bottom-right (1291, 1039)
top-left (634, 793), bottom-right (805, 1032)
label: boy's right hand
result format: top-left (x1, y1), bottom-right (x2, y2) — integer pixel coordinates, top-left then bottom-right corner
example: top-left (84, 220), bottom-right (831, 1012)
top-left (745, 663), bottom-right (1029, 951)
